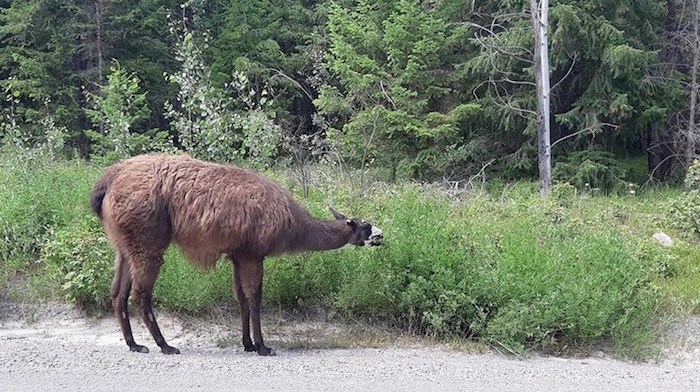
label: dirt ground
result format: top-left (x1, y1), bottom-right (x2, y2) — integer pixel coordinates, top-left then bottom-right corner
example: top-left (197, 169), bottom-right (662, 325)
top-left (1, 302), bottom-right (699, 392)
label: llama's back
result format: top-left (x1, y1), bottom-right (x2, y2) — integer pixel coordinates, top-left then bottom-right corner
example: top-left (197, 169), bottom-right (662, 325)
top-left (156, 155), bottom-right (307, 265)
top-left (96, 154), bottom-right (309, 267)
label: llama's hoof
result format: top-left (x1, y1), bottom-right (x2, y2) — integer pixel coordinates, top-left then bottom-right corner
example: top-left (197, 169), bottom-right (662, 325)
top-left (257, 346), bottom-right (276, 356)
top-left (243, 344), bottom-right (257, 352)
top-left (160, 345), bottom-right (181, 355)
top-left (129, 344), bottom-right (149, 353)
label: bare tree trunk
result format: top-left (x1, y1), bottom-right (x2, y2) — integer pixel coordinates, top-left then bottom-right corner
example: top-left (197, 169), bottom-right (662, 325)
top-left (531, 0), bottom-right (551, 196)
top-left (95, 0), bottom-right (104, 83)
top-left (688, 0), bottom-right (700, 167)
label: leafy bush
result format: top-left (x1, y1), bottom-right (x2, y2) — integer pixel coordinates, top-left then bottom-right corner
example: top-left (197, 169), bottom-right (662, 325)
top-left (684, 160), bottom-right (700, 189)
top-left (665, 191), bottom-right (700, 242)
top-left (666, 161), bottom-right (700, 241)
top-left (42, 219), bottom-right (114, 310)
top-left (384, 185), bottom-right (665, 354)
top-left (658, 244), bottom-right (700, 313)
top-left (263, 181), bottom-right (668, 357)
top-left (553, 150), bottom-right (630, 192)
top-left (265, 251), bottom-right (345, 308)
top-left (634, 239), bottom-right (677, 279)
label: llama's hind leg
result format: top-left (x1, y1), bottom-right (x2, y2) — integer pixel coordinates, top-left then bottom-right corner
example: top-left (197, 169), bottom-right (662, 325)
top-left (131, 253), bottom-right (180, 355)
top-left (236, 258), bottom-right (274, 356)
top-left (233, 260), bottom-right (255, 352)
top-left (111, 252), bottom-right (148, 353)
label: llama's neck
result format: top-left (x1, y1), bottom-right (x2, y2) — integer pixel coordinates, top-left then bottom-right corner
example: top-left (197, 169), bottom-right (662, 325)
top-left (294, 218), bottom-right (353, 252)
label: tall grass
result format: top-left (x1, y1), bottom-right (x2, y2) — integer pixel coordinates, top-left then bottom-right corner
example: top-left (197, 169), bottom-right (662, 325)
top-left (0, 150), bottom-right (100, 280)
top-left (1, 153), bottom-right (693, 358)
top-left (154, 249), bottom-right (233, 312)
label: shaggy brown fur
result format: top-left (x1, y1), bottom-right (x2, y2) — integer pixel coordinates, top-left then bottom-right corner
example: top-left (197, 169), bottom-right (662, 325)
top-left (90, 154), bottom-right (382, 356)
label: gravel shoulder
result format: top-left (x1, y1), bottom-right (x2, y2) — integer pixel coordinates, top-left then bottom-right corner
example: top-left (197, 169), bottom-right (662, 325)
top-left (1, 302), bottom-right (699, 392)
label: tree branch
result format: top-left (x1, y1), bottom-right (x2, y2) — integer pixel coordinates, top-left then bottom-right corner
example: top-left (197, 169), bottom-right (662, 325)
top-left (550, 52), bottom-right (578, 93)
top-left (551, 122), bottom-right (619, 149)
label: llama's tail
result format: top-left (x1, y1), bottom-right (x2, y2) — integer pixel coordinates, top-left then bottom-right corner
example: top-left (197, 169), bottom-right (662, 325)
top-left (90, 165), bottom-right (121, 219)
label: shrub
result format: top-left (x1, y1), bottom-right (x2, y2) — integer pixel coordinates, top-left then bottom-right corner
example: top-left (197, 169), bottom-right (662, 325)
top-left (296, 183), bottom-right (667, 356)
top-left (0, 152), bottom-right (50, 266)
top-left (553, 150), bottom-right (630, 193)
top-left (42, 218), bottom-right (114, 311)
top-left (153, 249), bottom-right (233, 313)
top-left (684, 160), bottom-right (700, 189)
top-left (265, 251), bottom-right (345, 308)
top-left (666, 160), bottom-right (700, 241)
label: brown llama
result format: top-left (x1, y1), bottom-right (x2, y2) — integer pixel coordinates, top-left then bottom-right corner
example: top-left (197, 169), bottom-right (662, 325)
top-left (90, 154), bottom-right (383, 356)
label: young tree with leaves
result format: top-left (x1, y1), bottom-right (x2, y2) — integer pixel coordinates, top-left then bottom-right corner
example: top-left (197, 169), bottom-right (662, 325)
top-left (85, 63), bottom-right (156, 163)
top-left (165, 1), bottom-right (282, 166)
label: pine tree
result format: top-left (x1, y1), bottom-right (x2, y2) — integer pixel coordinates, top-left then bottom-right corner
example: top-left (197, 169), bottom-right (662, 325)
top-left (208, 0), bottom-right (318, 135)
top-left (318, 0), bottom-right (479, 181)
top-left (0, 0), bottom-right (178, 154)
top-left (465, 0), bottom-right (684, 181)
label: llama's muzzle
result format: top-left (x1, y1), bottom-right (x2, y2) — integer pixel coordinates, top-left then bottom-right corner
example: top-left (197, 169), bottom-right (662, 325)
top-left (368, 226), bottom-right (383, 246)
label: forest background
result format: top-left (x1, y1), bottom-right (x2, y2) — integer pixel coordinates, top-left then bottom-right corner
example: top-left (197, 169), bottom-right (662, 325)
top-left (3, 0), bottom-right (700, 185)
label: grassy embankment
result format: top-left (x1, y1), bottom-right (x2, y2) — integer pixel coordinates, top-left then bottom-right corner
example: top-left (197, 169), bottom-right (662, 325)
top-left (1, 152), bottom-right (699, 358)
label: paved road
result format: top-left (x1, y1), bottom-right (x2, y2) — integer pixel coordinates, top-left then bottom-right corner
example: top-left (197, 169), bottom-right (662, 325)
top-left (1, 304), bottom-right (698, 392)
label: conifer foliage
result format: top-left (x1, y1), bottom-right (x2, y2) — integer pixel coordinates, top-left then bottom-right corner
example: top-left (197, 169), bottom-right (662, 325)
top-left (0, 0), bottom-right (693, 184)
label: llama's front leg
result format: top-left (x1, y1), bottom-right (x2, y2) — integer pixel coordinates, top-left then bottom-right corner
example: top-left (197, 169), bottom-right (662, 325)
top-left (236, 258), bottom-right (274, 356)
top-left (233, 260), bottom-right (255, 352)
top-left (249, 280), bottom-right (273, 356)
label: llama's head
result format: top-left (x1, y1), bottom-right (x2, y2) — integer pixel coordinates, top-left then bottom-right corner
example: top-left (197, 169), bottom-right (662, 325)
top-left (329, 207), bottom-right (383, 247)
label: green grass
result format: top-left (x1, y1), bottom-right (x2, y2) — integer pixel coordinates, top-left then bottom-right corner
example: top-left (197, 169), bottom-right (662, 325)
top-left (0, 149), bottom-right (101, 300)
top-left (154, 248), bottom-right (233, 312)
top-left (617, 155), bottom-right (650, 185)
top-left (2, 151), bottom-right (699, 358)
top-left (660, 245), bottom-right (700, 313)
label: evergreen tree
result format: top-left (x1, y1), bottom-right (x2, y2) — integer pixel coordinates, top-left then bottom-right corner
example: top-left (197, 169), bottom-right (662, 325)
top-left (107, 0), bottom-right (179, 133)
top-left (318, 0), bottom-right (479, 180)
top-left (208, 0), bottom-right (319, 135)
top-left (0, 0), bottom-right (89, 145)
top-left (0, 0), bottom-right (178, 154)
top-left (465, 0), bottom-right (685, 180)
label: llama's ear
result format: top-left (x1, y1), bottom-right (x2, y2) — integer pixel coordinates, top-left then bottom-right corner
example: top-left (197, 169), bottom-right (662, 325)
top-left (329, 206), bottom-right (346, 220)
